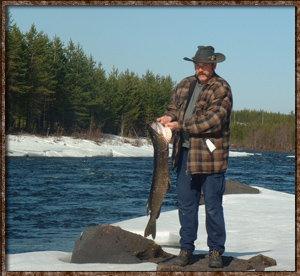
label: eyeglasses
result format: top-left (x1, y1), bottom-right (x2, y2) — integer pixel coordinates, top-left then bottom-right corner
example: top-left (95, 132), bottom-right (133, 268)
top-left (194, 63), bottom-right (213, 69)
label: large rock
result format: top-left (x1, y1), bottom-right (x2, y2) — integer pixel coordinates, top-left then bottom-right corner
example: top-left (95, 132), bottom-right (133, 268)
top-left (71, 224), bottom-right (172, 264)
top-left (157, 253), bottom-right (277, 271)
top-left (71, 225), bottom-right (277, 271)
top-left (200, 180), bottom-right (260, 205)
top-left (70, 181), bottom-right (272, 270)
top-left (225, 180), bottom-right (260, 194)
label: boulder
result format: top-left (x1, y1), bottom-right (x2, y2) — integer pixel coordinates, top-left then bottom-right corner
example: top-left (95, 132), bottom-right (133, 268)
top-left (157, 253), bottom-right (277, 271)
top-left (225, 180), bottom-right (260, 195)
top-left (200, 180), bottom-right (260, 205)
top-left (71, 225), bottom-right (277, 271)
top-left (71, 224), bottom-right (172, 264)
top-left (70, 181), bottom-right (274, 271)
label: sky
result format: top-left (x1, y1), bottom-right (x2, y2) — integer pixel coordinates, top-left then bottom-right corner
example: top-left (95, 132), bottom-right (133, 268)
top-left (6, 3), bottom-right (296, 114)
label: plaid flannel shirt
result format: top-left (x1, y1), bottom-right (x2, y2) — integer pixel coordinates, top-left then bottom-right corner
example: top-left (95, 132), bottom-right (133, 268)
top-left (166, 73), bottom-right (233, 174)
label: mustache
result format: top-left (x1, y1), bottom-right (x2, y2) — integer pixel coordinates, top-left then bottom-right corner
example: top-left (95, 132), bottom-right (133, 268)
top-left (196, 72), bottom-right (209, 77)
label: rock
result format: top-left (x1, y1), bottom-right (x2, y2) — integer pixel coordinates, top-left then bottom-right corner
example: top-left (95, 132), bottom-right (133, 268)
top-left (157, 253), bottom-right (277, 271)
top-left (200, 180), bottom-right (260, 205)
top-left (71, 225), bottom-right (277, 271)
top-left (225, 180), bottom-right (260, 195)
top-left (71, 224), bottom-right (172, 264)
top-left (247, 254), bottom-right (277, 271)
top-left (70, 181), bottom-right (271, 270)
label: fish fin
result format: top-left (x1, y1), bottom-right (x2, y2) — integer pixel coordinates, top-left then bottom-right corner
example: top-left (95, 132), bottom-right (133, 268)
top-left (144, 217), bottom-right (156, 240)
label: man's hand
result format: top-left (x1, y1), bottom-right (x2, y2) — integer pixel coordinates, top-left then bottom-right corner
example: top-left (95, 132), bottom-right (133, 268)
top-left (165, 121), bottom-right (179, 131)
top-left (157, 115), bottom-right (180, 131)
top-left (157, 115), bottom-right (172, 126)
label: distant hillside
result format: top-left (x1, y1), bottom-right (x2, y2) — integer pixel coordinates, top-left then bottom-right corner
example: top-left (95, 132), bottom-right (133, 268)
top-left (230, 109), bottom-right (295, 152)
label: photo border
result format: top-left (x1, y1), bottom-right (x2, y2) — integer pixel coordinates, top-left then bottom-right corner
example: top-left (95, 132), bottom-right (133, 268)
top-left (1, 1), bottom-right (298, 275)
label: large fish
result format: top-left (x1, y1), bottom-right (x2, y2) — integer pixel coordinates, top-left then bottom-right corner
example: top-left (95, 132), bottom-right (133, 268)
top-left (144, 121), bottom-right (172, 239)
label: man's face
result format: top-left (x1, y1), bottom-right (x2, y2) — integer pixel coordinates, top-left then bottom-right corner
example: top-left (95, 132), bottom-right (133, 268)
top-left (194, 62), bottom-right (216, 84)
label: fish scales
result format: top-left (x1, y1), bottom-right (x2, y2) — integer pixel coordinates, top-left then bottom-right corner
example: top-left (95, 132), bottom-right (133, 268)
top-left (144, 121), bottom-right (171, 240)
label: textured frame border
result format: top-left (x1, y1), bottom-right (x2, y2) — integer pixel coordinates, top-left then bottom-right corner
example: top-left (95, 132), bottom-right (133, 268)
top-left (1, 1), bottom-right (298, 275)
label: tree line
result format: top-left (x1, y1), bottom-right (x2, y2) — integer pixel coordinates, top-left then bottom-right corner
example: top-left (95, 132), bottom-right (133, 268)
top-left (5, 15), bottom-right (295, 152)
top-left (5, 15), bottom-right (174, 138)
top-left (230, 109), bottom-right (295, 152)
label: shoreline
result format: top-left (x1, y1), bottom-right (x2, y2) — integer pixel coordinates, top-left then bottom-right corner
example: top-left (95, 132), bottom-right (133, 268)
top-left (5, 186), bottom-right (295, 271)
top-left (5, 133), bottom-right (295, 154)
top-left (5, 134), bottom-right (295, 158)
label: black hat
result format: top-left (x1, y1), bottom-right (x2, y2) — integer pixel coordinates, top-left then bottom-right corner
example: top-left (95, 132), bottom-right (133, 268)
top-left (184, 46), bottom-right (226, 63)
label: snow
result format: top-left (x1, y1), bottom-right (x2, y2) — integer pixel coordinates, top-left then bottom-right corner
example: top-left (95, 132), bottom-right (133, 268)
top-left (4, 134), bottom-right (295, 271)
top-left (5, 134), bottom-right (254, 158)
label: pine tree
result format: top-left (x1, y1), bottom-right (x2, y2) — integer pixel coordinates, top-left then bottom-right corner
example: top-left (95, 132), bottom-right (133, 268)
top-left (48, 35), bottom-right (67, 134)
top-left (5, 20), bottom-right (30, 131)
top-left (86, 60), bottom-right (107, 135)
top-left (25, 24), bottom-right (57, 132)
top-left (103, 67), bottom-right (119, 134)
top-left (116, 69), bottom-right (141, 137)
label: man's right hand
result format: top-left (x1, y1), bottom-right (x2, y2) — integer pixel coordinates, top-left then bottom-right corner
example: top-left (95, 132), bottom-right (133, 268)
top-left (157, 115), bottom-right (172, 126)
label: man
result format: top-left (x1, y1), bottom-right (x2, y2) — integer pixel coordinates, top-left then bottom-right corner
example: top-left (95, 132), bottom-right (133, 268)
top-left (158, 46), bottom-right (232, 268)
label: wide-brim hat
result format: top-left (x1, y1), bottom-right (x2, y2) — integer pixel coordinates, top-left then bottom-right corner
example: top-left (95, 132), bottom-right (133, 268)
top-left (184, 46), bottom-right (226, 63)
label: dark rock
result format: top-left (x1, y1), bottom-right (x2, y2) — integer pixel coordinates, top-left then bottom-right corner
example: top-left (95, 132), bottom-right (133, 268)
top-left (248, 254), bottom-right (277, 271)
top-left (200, 180), bottom-right (260, 205)
top-left (225, 180), bottom-right (260, 195)
top-left (157, 253), bottom-right (277, 271)
top-left (71, 225), bottom-right (277, 271)
top-left (70, 181), bottom-right (272, 271)
top-left (71, 224), bottom-right (172, 264)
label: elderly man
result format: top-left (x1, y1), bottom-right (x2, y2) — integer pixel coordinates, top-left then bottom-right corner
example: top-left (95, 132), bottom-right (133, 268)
top-left (158, 46), bottom-right (233, 268)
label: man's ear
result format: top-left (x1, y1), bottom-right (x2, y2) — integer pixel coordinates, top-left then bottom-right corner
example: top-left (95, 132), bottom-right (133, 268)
top-left (213, 63), bottom-right (217, 70)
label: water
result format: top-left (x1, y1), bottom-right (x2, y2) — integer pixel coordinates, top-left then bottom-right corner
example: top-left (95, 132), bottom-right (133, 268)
top-left (5, 151), bottom-right (295, 254)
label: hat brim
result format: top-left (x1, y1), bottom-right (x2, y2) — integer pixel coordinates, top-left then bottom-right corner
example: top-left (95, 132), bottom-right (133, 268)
top-left (184, 53), bottom-right (226, 63)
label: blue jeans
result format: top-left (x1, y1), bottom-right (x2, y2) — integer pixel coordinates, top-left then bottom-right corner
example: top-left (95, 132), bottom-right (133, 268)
top-left (177, 148), bottom-right (226, 255)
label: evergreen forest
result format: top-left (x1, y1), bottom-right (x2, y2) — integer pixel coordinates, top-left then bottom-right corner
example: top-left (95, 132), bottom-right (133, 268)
top-left (5, 15), bottom-right (295, 152)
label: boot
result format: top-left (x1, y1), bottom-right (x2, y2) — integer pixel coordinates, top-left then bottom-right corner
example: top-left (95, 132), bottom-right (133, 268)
top-left (164, 251), bottom-right (193, 266)
top-left (209, 250), bottom-right (223, 268)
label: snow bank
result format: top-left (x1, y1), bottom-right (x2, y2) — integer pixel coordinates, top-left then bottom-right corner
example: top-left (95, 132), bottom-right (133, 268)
top-left (5, 187), bottom-right (295, 271)
top-left (5, 134), bottom-right (254, 158)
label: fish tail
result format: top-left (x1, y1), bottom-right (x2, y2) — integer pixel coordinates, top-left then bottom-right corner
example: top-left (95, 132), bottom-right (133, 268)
top-left (144, 217), bottom-right (156, 240)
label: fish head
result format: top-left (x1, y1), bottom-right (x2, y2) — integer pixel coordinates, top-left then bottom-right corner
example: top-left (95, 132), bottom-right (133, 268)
top-left (147, 121), bottom-right (172, 149)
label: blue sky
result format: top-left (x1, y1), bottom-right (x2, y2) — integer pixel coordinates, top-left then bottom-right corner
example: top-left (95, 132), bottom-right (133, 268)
top-left (6, 4), bottom-right (295, 114)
